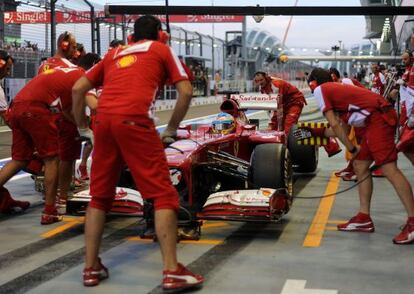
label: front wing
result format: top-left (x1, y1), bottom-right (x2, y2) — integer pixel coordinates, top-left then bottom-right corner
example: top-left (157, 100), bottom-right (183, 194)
top-left (66, 187), bottom-right (144, 216)
top-left (198, 188), bottom-right (290, 222)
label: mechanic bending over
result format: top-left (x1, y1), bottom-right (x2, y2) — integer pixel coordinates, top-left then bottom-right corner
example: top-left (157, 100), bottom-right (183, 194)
top-left (254, 71), bottom-right (341, 157)
top-left (56, 53), bottom-right (102, 214)
top-left (303, 67), bottom-right (414, 245)
top-left (0, 54), bottom-right (92, 224)
top-left (72, 15), bottom-right (203, 291)
top-left (329, 67), bottom-right (366, 182)
top-left (38, 32), bottom-right (82, 215)
top-left (254, 71), bottom-right (306, 135)
top-left (0, 50), bottom-right (31, 214)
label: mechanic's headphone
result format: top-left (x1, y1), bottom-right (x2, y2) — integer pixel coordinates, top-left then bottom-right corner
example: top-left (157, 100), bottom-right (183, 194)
top-left (60, 31), bottom-right (70, 51)
top-left (158, 30), bottom-right (170, 44)
top-left (0, 51), bottom-right (10, 69)
top-left (0, 58), bottom-right (5, 69)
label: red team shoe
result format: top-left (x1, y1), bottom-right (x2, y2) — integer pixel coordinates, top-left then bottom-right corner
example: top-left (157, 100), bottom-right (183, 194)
top-left (393, 222), bottom-right (414, 244)
top-left (56, 196), bottom-right (67, 215)
top-left (0, 187), bottom-right (30, 214)
top-left (337, 213), bottom-right (375, 232)
top-left (40, 208), bottom-right (63, 225)
top-left (334, 165), bottom-right (353, 177)
top-left (83, 258), bottom-right (109, 287)
top-left (163, 263), bottom-right (204, 292)
top-left (342, 172), bottom-right (357, 182)
top-left (77, 165), bottom-right (89, 181)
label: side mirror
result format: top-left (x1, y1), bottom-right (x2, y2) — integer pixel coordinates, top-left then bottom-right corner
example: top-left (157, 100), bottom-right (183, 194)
top-left (240, 124), bottom-right (256, 136)
top-left (242, 124), bottom-right (256, 131)
top-left (178, 124), bottom-right (191, 131)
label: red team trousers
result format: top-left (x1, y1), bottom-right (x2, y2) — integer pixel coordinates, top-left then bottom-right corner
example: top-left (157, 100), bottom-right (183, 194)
top-left (89, 113), bottom-right (179, 212)
top-left (355, 111), bottom-right (398, 166)
top-left (8, 102), bottom-right (58, 160)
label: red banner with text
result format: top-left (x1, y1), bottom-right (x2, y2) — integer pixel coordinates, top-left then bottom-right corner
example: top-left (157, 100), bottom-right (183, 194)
top-left (4, 11), bottom-right (245, 24)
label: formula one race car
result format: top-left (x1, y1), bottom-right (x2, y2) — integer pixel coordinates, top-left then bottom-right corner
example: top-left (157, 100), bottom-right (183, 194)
top-left (67, 91), bottom-right (319, 239)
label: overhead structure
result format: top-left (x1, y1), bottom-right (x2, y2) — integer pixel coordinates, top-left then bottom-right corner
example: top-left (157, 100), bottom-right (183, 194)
top-left (286, 55), bottom-right (401, 62)
top-left (105, 5), bottom-right (414, 16)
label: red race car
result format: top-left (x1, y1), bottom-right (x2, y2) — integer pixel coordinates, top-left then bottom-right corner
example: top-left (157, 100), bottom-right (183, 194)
top-left (67, 92), bottom-right (319, 239)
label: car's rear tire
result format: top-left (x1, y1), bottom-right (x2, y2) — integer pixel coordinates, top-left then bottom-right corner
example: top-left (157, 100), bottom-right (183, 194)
top-left (287, 125), bottom-right (319, 173)
top-left (249, 144), bottom-right (293, 198)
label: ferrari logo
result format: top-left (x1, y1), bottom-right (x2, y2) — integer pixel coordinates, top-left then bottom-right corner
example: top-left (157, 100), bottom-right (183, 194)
top-left (234, 141), bottom-right (239, 156)
top-left (117, 55), bottom-right (137, 68)
top-left (42, 68), bottom-right (55, 75)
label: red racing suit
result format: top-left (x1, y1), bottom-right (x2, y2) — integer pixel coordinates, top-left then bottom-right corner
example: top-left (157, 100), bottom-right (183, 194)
top-left (260, 77), bottom-right (306, 134)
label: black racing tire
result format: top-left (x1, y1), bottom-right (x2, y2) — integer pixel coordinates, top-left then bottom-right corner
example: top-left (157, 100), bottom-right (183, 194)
top-left (249, 144), bottom-right (293, 198)
top-left (287, 125), bottom-right (319, 173)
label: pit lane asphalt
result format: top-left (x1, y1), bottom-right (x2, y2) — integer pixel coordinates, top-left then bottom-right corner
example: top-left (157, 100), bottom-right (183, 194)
top-left (1, 101), bottom-right (413, 294)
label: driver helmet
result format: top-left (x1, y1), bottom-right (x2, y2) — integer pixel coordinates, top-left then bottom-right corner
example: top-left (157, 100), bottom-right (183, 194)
top-left (212, 112), bottom-right (235, 135)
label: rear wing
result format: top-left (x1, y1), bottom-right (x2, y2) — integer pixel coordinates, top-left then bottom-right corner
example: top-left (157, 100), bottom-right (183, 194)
top-left (228, 93), bottom-right (279, 110)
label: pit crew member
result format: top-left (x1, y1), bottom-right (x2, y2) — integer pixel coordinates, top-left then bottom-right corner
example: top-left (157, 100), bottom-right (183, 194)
top-left (38, 31), bottom-right (77, 74)
top-left (308, 67), bottom-right (414, 244)
top-left (329, 67), bottom-right (369, 181)
top-left (370, 63), bottom-right (386, 95)
top-left (72, 15), bottom-right (203, 290)
top-left (57, 53), bottom-right (102, 211)
top-left (0, 62), bottom-right (85, 223)
top-left (0, 50), bottom-right (31, 213)
top-left (254, 71), bottom-right (306, 134)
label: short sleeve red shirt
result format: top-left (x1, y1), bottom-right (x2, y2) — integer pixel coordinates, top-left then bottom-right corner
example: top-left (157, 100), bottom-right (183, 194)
top-left (313, 82), bottom-right (386, 126)
top-left (37, 57), bottom-right (76, 75)
top-left (14, 67), bottom-right (84, 111)
top-left (86, 40), bottom-right (189, 116)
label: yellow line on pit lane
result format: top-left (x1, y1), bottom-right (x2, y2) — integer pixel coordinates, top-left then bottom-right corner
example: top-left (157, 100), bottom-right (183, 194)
top-left (303, 173), bottom-right (340, 247)
top-left (201, 221), bottom-right (229, 229)
top-left (327, 220), bottom-right (347, 224)
top-left (127, 237), bottom-right (223, 245)
top-left (41, 216), bottom-right (84, 238)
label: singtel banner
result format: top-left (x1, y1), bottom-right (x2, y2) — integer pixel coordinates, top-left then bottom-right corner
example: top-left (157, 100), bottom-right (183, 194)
top-left (4, 11), bottom-right (245, 24)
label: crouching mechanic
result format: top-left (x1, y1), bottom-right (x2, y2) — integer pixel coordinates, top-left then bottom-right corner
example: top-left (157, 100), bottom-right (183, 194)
top-left (0, 50), bottom-right (31, 213)
top-left (72, 15), bottom-right (203, 291)
top-left (307, 67), bottom-right (414, 244)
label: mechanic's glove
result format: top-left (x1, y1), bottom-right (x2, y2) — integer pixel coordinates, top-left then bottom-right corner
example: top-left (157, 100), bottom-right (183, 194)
top-left (78, 127), bottom-right (94, 145)
top-left (396, 78), bottom-right (405, 86)
top-left (160, 127), bottom-right (177, 145)
top-left (407, 116), bottom-right (414, 129)
top-left (293, 127), bottom-right (326, 141)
